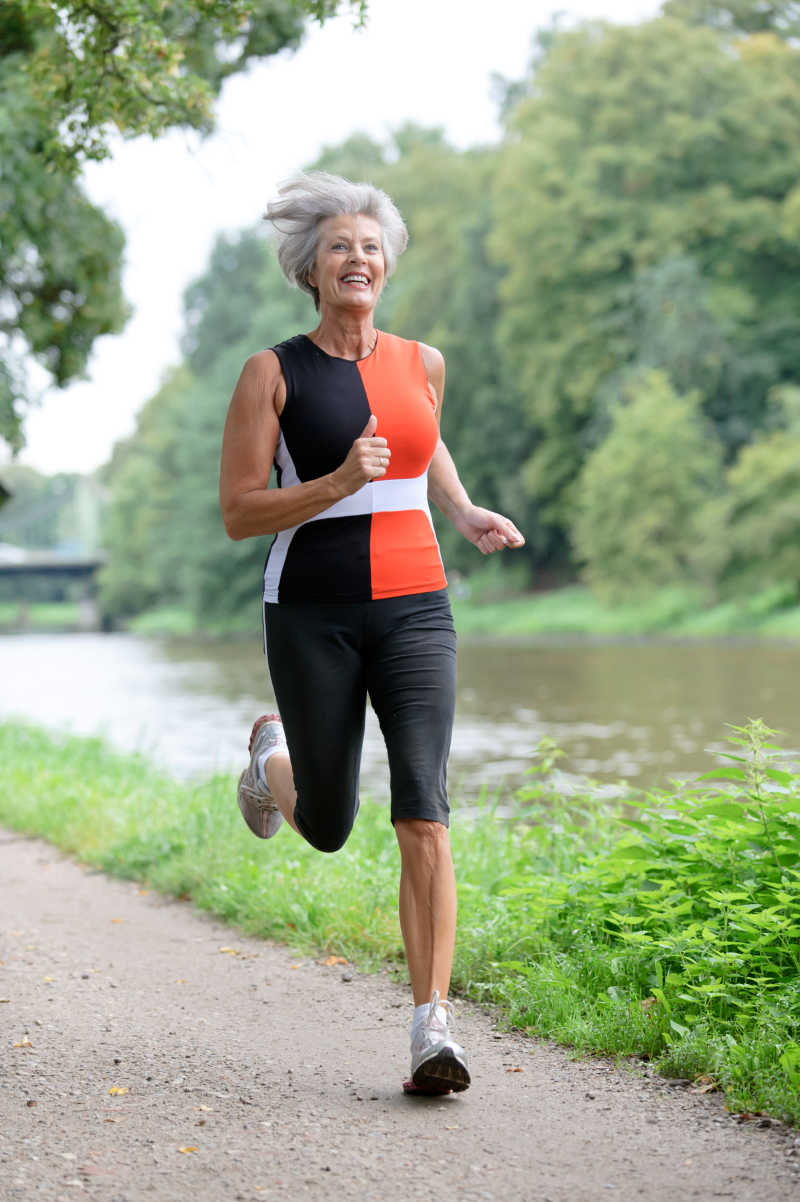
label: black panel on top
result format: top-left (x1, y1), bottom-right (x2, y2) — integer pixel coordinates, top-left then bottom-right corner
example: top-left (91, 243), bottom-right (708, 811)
top-left (278, 515), bottom-right (372, 603)
top-left (273, 336), bottom-right (372, 483)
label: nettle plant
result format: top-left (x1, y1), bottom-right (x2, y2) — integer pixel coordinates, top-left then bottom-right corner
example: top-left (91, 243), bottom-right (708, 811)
top-left (485, 721), bottom-right (800, 1109)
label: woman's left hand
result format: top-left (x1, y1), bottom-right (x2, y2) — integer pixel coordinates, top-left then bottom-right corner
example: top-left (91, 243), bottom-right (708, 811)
top-left (453, 505), bottom-right (525, 555)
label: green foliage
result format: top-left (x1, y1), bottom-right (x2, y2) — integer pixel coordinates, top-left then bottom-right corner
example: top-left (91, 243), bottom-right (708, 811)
top-left (0, 0), bottom-right (358, 451)
top-left (10, 1), bottom-right (358, 165)
top-left (711, 430), bottom-right (800, 596)
top-left (0, 464), bottom-right (82, 549)
top-left (572, 370), bottom-right (723, 602)
top-left (1, 717), bottom-right (798, 1121)
top-left (662, 0), bottom-right (800, 38)
top-left (490, 16), bottom-right (800, 553)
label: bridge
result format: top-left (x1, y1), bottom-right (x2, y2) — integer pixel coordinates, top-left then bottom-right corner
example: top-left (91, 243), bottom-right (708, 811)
top-left (0, 550), bottom-right (107, 629)
top-left (0, 553), bottom-right (105, 579)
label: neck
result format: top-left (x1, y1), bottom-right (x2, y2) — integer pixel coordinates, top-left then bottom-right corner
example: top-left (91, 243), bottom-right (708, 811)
top-left (308, 310), bottom-right (378, 361)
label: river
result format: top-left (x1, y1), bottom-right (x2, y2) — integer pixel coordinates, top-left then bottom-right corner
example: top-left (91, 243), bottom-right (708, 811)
top-left (2, 632), bottom-right (798, 800)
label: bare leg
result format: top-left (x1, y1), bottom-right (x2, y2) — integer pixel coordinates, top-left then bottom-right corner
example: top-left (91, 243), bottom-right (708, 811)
top-left (394, 819), bottom-right (457, 1005)
top-left (265, 753), bottom-right (301, 836)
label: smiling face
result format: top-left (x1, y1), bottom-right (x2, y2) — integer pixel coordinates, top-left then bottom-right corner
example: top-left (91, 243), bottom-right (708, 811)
top-left (308, 213), bottom-right (386, 315)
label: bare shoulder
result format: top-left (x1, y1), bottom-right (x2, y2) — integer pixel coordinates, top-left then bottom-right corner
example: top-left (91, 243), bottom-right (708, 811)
top-left (417, 341), bottom-right (445, 380)
top-left (417, 341), bottom-right (445, 410)
top-left (232, 349), bottom-right (285, 415)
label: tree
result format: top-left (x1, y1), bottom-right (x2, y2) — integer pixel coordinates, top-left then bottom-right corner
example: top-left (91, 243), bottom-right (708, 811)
top-left (0, 463), bottom-right (83, 549)
top-left (490, 17), bottom-right (800, 565)
top-left (571, 370), bottom-right (723, 602)
top-left (1, 0), bottom-right (361, 451)
top-left (702, 384), bottom-right (800, 597)
top-left (662, 0), bottom-right (800, 38)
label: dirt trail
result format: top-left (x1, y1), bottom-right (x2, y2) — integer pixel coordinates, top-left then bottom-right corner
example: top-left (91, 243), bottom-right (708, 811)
top-left (1, 831), bottom-right (797, 1202)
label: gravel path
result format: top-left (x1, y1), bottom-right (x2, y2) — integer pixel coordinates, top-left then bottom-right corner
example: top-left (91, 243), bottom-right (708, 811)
top-left (1, 830), bottom-right (798, 1202)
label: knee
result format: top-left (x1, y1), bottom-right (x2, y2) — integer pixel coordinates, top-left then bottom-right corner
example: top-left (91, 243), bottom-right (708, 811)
top-left (295, 798), bottom-right (357, 854)
top-left (304, 827), bottom-right (351, 854)
top-left (395, 817), bottom-right (450, 860)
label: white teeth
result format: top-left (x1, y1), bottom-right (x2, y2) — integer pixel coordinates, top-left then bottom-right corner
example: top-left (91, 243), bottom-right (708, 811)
top-left (342, 274), bottom-right (369, 284)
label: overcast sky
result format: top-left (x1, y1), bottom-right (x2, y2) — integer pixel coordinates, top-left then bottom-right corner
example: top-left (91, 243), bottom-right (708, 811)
top-left (12, 0), bottom-right (660, 476)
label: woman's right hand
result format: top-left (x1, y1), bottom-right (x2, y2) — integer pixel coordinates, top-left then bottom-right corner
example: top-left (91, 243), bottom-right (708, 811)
top-left (333, 415), bottom-right (391, 496)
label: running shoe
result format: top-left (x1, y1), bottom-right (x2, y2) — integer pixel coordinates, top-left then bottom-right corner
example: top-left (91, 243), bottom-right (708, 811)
top-left (237, 714), bottom-right (287, 839)
top-left (408, 990), bottom-right (470, 1094)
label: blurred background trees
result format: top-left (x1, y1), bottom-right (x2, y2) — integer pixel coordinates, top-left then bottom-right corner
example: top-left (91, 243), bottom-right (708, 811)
top-left (5, 0), bottom-right (800, 626)
top-left (0, 0), bottom-right (357, 451)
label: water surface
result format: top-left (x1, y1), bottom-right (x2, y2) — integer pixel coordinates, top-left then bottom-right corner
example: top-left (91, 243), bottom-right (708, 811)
top-left (2, 632), bottom-right (798, 800)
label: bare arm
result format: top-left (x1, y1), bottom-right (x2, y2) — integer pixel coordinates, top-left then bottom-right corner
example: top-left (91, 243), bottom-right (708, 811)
top-left (420, 342), bottom-right (525, 554)
top-left (219, 351), bottom-right (391, 540)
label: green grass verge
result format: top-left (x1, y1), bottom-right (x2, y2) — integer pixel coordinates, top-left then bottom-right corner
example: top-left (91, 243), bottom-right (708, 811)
top-left (0, 601), bottom-right (81, 630)
top-left (451, 583), bottom-right (800, 638)
top-left (122, 584), bottom-right (800, 640)
top-left (15, 581), bottom-right (798, 638)
top-left (1, 719), bottom-right (798, 1122)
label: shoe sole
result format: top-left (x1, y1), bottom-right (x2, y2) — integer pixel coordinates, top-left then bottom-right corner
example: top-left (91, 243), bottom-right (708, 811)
top-left (411, 1046), bottom-right (471, 1093)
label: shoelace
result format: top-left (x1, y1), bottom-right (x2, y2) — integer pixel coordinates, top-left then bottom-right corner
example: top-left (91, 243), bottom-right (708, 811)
top-left (425, 989), bottom-right (455, 1035)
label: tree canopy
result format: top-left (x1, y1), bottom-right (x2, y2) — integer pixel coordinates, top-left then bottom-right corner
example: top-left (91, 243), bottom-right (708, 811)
top-left (491, 16), bottom-right (800, 567)
top-left (1, 0), bottom-right (361, 452)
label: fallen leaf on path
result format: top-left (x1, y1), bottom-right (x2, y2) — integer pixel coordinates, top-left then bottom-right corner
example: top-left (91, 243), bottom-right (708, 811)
top-left (43, 976), bottom-right (55, 983)
top-left (178, 1146), bottom-right (198, 1154)
top-left (321, 955), bottom-right (347, 967)
top-left (505, 1066), bottom-right (523, 1073)
top-left (137, 888), bottom-right (149, 895)
top-left (13, 1038), bottom-right (32, 1048)
top-left (194, 1105), bottom-right (213, 1112)
top-left (108, 1086), bottom-right (129, 1096)
top-left (690, 1076), bottom-right (719, 1094)
top-left (110, 918), bottom-right (125, 924)
top-left (175, 978), bottom-right (188, 984)
top-left (218, 946), bottom-right (241, 956)
top-left (0, 998), bottom-right (10, 1003)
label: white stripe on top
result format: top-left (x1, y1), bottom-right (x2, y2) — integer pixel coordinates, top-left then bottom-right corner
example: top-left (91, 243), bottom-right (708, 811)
top-left (262, 434), bottom-right (435, 603)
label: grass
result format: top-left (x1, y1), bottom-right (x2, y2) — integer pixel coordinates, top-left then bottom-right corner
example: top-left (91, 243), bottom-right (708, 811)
top-left (5, 581), bottom-right (800, 639)
top-left (0, 601), bottom-right (81, 631)
top-left (1, 718), bottom-right (798, 1123)
top-left (452, 582), bottom-right (800, 638)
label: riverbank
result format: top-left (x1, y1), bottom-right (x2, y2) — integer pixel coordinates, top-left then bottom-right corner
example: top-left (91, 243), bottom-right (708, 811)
top-left (4, 584), bottom-right (800, 639)
top-left (1, 718), bottom-right (797, 1124)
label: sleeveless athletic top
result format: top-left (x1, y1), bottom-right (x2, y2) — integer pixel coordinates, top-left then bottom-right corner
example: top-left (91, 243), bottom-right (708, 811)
top-left (263, 331), bottom-right (447, 604)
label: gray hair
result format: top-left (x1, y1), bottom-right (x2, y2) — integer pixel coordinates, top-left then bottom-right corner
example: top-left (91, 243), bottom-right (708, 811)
top-left (263, 171), bottom-right (409, 309)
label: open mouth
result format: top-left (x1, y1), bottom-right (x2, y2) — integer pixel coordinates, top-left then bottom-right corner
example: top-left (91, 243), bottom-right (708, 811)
top-left (341, 273), bottom-right (370, 286)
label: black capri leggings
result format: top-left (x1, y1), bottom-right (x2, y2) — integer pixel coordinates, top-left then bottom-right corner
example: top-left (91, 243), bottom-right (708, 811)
top-left (264, 588), bottom-right (457, 853)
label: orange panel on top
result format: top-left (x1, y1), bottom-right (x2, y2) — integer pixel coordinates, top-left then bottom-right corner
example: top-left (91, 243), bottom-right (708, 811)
top-left (370, 510), bottom-right (447, 600)
top-left (357, 334), bottom-right (439, 480)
